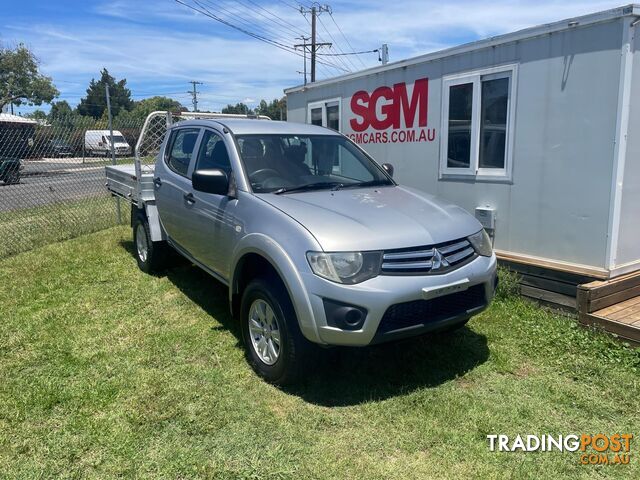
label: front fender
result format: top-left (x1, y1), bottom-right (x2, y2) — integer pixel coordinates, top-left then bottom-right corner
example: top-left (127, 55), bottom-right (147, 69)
top-left (230, 233), bottom-right (322, 344)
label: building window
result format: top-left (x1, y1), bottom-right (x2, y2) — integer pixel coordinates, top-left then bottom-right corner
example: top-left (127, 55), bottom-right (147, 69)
top-left (307, 98), bottom-right (341, 131)
top-left (440, 65), bottom-right (517, 181)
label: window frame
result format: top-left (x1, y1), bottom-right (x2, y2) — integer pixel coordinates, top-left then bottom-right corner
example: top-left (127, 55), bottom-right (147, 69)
top-left (439, 64), bottom-right (517, 182)
top-left (164, 127), bottom-right (202, 178)
top-left (307, 98), bottom-right (342, 132)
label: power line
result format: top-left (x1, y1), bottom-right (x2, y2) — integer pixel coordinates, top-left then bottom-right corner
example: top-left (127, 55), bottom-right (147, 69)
top-left (198, 0), bottom-right (297, 46)
top-left (316, 14), bottom-right (356, 72)
top-left (328, 10), bottom-right (368, 69)
top-left (175, 0), bottom-right (349, 73)
top-left (317, 48), bottom-right (378, 56)
top-left (277, 0), bottom-right (302, 11)
top-left (236, 0), bottom-right (307, 37)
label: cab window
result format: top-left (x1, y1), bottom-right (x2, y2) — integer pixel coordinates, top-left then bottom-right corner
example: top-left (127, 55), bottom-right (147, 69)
top-left (165, 128), bottom-right (200, 177)
top-left (195, 130), bottom-right (231, 173)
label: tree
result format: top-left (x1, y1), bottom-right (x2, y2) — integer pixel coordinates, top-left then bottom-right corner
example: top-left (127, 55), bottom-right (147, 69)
top-left (222, 103), bottom-right (252, 115)
top-left (0, 43), bottom-right (58, 111)
top-left (77, 68), bottom-right (133, 119)
top-left (255, 97), bottom-right (287, 120)
top-left (49, 100), bottom-right (73, 118)
top-left (116, 96), bottom-right (185, 122)
top-left (25, 109), bottom-right (48, 121)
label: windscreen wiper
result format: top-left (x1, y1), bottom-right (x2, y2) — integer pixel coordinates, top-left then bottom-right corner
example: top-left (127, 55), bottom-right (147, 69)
top-left (339, 179), bottom-right (394, 189)
top-left (273, 182), bottom-right (344, 195)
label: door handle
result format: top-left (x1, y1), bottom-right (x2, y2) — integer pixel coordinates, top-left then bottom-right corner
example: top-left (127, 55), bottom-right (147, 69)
top-left (153, 177), bottom-right (162, 188)
top-left (183, 192), bottom-right (196, 204)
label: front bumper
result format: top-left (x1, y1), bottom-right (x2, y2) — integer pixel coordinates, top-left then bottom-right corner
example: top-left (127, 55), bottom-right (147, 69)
top-left (299, 253), bottom-right (497, 346)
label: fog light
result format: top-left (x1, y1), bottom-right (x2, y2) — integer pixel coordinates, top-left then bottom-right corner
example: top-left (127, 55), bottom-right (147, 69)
top-left (323, 298), bottom-right (367, 331)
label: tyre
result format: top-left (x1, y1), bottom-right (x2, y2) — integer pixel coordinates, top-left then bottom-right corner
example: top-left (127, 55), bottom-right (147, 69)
top-left (132, 214), bottom-right (167, 273)
top-left (240, 277), bottom-right (313, 385)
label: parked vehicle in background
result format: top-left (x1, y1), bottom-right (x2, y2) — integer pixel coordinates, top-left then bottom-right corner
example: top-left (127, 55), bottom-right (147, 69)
top-left (105, 111), bottom-right (497, 385)
top-left (85, 130), bottom-right (131, 157)
top-left (0, 157), bottom-right (22, 184)
top-left (47, 139), bottom-right (75, 157)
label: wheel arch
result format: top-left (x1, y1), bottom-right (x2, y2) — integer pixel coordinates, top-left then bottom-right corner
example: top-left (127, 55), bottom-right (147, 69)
top-left (230, 235), bottom-right (321, 344)
top-left (131, 202), bottom-right (165, 242)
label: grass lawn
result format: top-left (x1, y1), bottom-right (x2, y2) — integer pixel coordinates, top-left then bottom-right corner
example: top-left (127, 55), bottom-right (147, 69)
top-left (0, 226), bottom-right (639, 479)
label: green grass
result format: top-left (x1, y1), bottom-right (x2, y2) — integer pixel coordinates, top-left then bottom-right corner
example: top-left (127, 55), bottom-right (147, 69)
top-left (0, 196), bottom-right (128, 258)
top-left (0, 227), bottom-right (639, 479)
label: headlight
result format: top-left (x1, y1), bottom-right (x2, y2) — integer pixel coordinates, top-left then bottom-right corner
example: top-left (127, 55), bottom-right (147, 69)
top-left (306, 251), bottom-right (381, 284)
top-left (468, 229), bottom-right (493, 257)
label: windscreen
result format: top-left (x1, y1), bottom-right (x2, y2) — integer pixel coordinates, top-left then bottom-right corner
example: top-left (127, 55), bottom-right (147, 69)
top-left (235, 134), bottom-right (392, 193)
top-left (108, 135), bottom-right (126, 143)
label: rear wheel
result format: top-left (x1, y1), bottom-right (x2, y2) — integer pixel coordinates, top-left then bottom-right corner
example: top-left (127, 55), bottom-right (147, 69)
top-left (132, 214), bottom-right (167, 273)
top-left (240, 277), bottom-right (313, 385)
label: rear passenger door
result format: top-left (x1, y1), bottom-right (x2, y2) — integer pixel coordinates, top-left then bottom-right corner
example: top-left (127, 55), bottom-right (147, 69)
top-left (188, 128), bottom-right (240, 278)
top-left (155, 127), bottom-right (202, 251)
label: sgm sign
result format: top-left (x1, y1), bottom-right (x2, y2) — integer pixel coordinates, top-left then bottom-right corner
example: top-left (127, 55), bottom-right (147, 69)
top-left (347, 78), bottom-right (436, 144)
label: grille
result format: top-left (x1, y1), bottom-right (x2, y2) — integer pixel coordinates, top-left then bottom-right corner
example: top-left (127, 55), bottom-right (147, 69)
top-left (377, 284), bottom-right (486, 334)
top-left (381, 238), bottom-right (476, 275)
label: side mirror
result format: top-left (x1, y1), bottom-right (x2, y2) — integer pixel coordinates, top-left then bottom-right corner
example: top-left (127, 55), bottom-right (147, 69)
top-left (382, 163), bottom-right (394, 178)
top-left (192, 168), bottom-right (229, 195)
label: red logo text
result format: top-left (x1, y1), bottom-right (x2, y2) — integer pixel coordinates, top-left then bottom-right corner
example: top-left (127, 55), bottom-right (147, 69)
top-left (349, 78), bottom-right (429, 132)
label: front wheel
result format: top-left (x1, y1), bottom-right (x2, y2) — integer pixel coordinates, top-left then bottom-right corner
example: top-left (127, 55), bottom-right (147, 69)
top-left (240, 277), bottom-right (314, 385)
top-left (132, 214), bottom-right (167, 273)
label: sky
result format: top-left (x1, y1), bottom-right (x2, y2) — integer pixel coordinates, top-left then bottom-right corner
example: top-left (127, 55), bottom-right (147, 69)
top-left (1, 0), bottom-right (627, 113)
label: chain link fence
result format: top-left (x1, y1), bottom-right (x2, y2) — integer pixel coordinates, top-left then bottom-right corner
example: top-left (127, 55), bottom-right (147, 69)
top-left (0, 114), bottom-right (145, 258)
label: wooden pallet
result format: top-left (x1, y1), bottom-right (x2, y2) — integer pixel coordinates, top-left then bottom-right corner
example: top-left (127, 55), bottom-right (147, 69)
top-left (577, 271), bottom-right (640, 345)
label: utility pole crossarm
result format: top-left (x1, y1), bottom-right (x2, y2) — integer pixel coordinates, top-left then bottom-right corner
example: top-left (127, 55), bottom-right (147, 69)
top-left (299, 4), bottom-right (332, 82)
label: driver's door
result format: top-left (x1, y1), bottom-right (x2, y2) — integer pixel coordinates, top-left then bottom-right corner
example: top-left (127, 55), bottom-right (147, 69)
top-left (188, 128), bottom-right (240, 278)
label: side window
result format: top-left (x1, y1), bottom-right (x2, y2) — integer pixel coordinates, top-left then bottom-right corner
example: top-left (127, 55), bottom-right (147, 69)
top-left (165, 128), bottom-right (200, 177)
top-left (195, 130), bottom-right (231, 173)
top-left (440, 65), bottom-right (516, 181)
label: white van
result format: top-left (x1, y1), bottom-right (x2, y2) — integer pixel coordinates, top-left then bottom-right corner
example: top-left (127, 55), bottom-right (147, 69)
top-left (84, 130), bottom-right (132, 157)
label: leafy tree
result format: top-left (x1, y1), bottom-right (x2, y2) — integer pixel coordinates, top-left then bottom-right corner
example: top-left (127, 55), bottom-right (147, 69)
top-left (77, 68), bottom-right (133, 119)
top-left (116, 96), bottom-right (185, 122)
top-left (255, 97), bottom-right (287, 120)
top-left (25, 109), bottom-right (48, 121)
top-left (0, 43), bottom-right (58, 111)
top-left (221, 103), bottom-right (252, 115)
top-left (49, 100), bottom-right (73, 118)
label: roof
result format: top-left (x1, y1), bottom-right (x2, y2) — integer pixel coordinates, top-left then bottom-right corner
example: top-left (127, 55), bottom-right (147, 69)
top-left (285, 4), bottom-right (640, 94)
top-left (176, 118), bottom-right (337, 136)
top-left (0, 113), bottom-right (40, 125)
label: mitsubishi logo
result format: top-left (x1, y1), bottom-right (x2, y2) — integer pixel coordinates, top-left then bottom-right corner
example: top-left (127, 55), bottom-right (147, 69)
top-left (431, 248), bottom-right (450, 271)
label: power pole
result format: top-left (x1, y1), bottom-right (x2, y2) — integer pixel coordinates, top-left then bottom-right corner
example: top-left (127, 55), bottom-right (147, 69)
top-left (187, 80), bottom-right (203, 112)
top-left (105, 84), bottom-right (122, 224)
top-left (294, 36), bottom-right (309, 85)
top-left (299, 5), bottom-right (331, 82)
